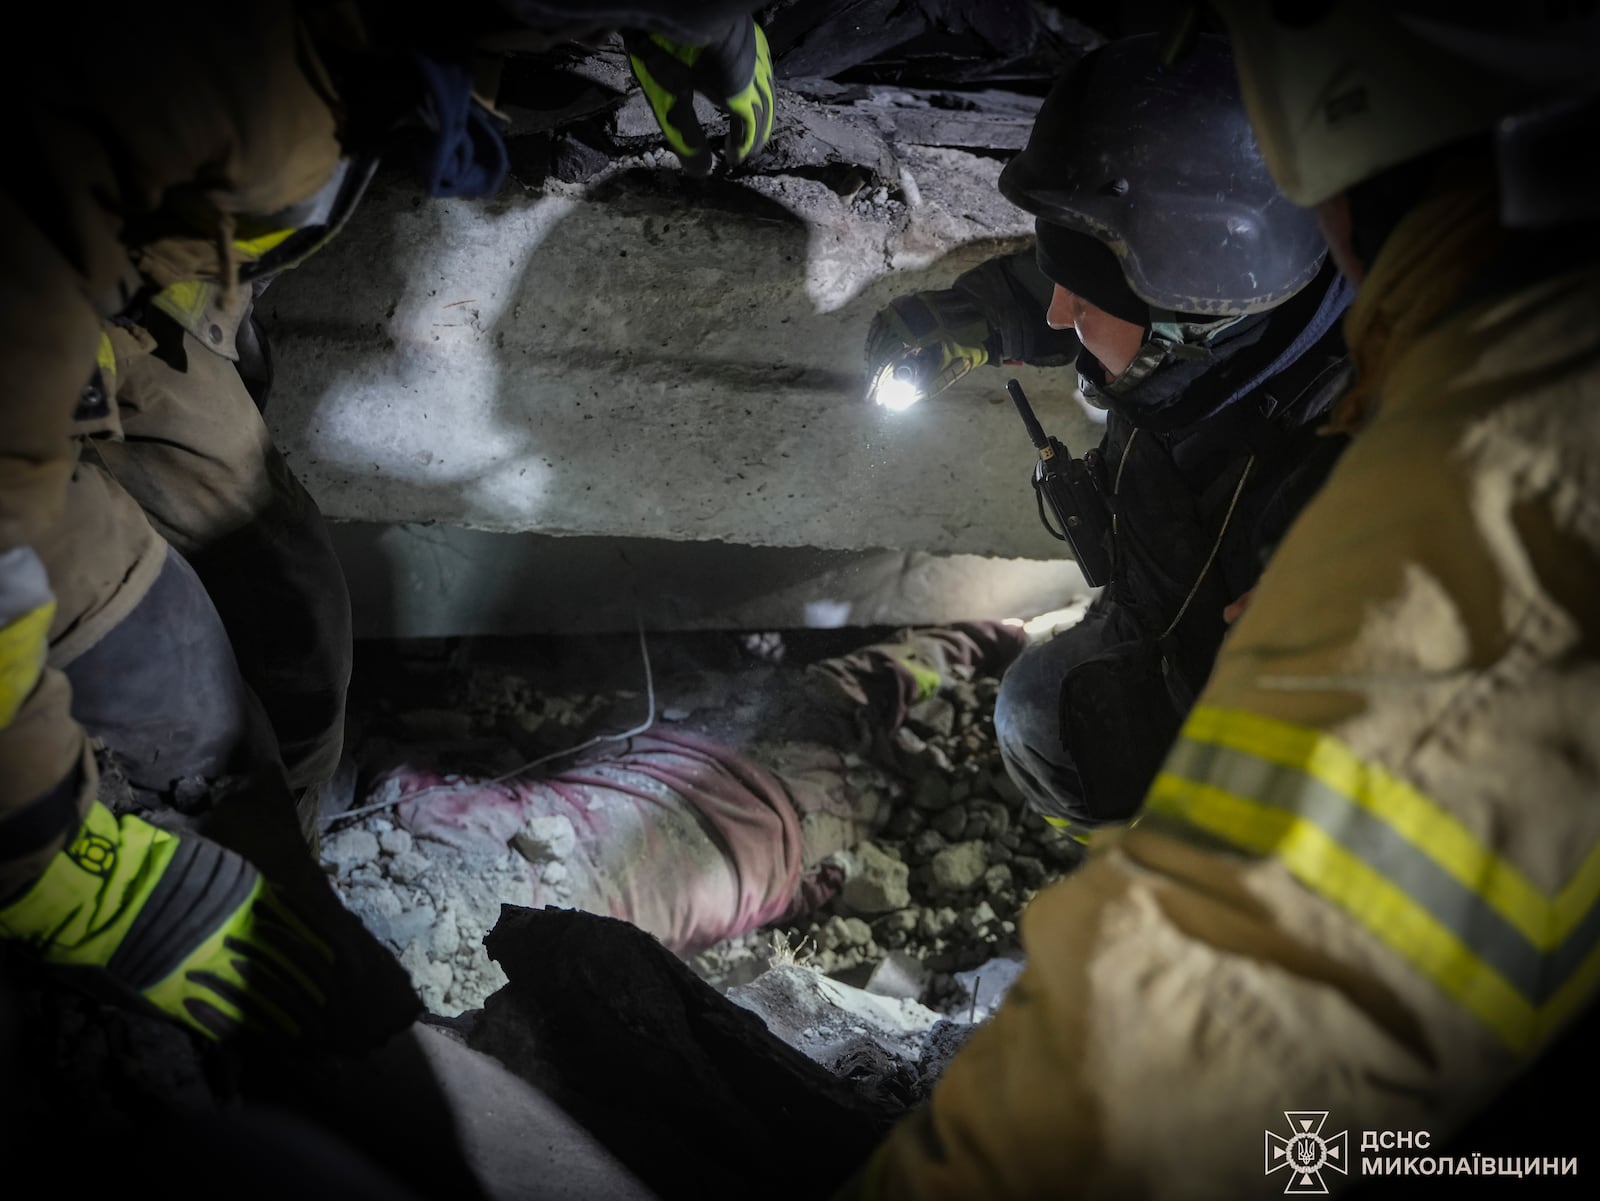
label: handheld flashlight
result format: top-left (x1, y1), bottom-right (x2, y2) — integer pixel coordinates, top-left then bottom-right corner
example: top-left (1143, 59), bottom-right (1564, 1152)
top-left (869, 352), bottom-right (933, 411)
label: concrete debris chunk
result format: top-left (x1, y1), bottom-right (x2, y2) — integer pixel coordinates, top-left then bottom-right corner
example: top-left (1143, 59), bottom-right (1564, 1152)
top-left (953, 954), bottom-right (1027, 1023)
top-left (929, 840), bottom-right (987, 893)
top-left (611, 90), bottom-right (720, 143)
top-left (841, 917), bottom-right (874, 947)
top-left (400, 943), bottom-right (453, 1015)
top-left (386, 901), bottom-right (438, 950)
top-left (906, 695), bottom-right (954, 738)
top-left (864, 102), bottom-right (1036, 152)
top-left (429, 908), bottom-right (462, 959)
top-left (727, 963), bottom-right (940, 1068)
top-left (908, 829), bottom-right (947, 862)
top-left (511, 813), bottom-right (578, 863)
top-left (321, 827), bottom-right (379, 871)
top-left (865, 951), bottom-right (931, 1002)
top-left (820, 914), bottom-right (873, 951)
top-left (893, 727), bottom-right (927, 757)
top-left (910, 773), bottom-right (952, 811)
top-left (387, 849), bottom-right (433, 886)
top-left (840, 841), bottom-right (912, 914)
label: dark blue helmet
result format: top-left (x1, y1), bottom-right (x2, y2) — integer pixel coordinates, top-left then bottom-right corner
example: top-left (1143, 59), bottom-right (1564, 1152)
top-left (999, 34), bottom-right (1326, 317)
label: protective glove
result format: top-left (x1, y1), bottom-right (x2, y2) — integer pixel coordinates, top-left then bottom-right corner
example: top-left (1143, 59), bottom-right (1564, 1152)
top-left (625, 16), bottom-right (775, 177)
top-left (864, 289), bottom-right (1000, 404)
top-left (0, 801), bottom-right (333, 1041)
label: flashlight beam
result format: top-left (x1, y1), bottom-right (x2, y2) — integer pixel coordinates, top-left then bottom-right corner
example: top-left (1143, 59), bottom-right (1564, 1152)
top-left (873, 376), bottom-right (923, 411)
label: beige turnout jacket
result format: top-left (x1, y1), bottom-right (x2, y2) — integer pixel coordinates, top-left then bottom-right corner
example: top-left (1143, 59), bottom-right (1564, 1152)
top-left (861, 171), bottom-right (1600, 1198)
top-left (0, 1), bottom-right (343, 896)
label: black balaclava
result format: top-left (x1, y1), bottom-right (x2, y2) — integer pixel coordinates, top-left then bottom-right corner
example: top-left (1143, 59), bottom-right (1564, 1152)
top-left (1033, 219), bottom-right (1150, 327)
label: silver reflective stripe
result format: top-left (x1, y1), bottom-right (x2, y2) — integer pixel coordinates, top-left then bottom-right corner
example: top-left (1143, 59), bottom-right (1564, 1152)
top-left (0, 547), bottom-right (52, 627)
top-left (1163, 735), bottom-right (1597, 1009)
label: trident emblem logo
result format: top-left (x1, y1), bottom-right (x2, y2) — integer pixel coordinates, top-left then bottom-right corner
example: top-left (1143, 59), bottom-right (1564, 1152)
top-left (1265, 1111), bottom-right (1349, 1194)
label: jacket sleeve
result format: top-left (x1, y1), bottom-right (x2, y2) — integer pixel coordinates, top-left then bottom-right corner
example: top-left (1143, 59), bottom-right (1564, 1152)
top-left (951, 247), bottom-right (1081, 367)
top-left (1, 1), bottom-right (342, 900)
top-left (853, 267), bottom-right (1600, 1199)
top-left (0, 191), bottom-right (102, 901)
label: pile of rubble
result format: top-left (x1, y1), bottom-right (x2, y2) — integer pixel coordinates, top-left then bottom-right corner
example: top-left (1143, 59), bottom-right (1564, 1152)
top-left (321, 817), bottom-right (522, 1015)
top-left (695, 663), bottom-right (1082, 1009)
top-left (322, 627), bottom-right (1084, 1021)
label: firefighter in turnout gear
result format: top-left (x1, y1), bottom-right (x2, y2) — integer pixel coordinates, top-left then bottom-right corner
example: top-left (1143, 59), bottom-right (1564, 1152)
top-left (847, 7), bottom-right (1600, 1197)
top-left (0, 0), bottom-right (776, 1043)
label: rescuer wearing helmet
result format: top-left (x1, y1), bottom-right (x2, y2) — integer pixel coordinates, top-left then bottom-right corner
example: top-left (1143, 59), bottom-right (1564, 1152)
top-left (845, 6), bottom-right (1600, 1199)
top-left (867, 32), bottom-right (1353, 841)
top-left (0, 0), bottom-right (775, 1046)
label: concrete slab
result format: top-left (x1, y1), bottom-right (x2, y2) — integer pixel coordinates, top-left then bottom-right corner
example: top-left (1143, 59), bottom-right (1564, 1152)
top-left (262, 145), bottom-right (1104, 563)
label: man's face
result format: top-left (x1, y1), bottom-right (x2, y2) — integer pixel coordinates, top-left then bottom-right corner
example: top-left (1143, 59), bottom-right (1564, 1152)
top-left (1046, 285), bottom-right (1146, 380)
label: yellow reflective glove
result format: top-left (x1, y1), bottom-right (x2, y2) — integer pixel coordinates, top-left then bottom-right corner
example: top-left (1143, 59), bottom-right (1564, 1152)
top-left (0, 801), bottom-right (333, 1040)
top-left (626, 17), bottom-right (776, 177)
top-left (864, 289), bottom-right (999, 403)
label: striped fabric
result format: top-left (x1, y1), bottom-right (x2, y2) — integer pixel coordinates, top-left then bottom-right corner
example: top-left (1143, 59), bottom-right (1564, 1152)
top-left (1148, 705), bottom-right (1600, 1052)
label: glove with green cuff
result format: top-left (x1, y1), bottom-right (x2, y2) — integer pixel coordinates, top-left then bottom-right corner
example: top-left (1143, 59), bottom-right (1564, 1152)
top-left (626, 16), bottom-right (775, 177)
top-left (0, 800), bottom-right (333, 1041)
top-left (864, 289), bottom-right (1001, 401)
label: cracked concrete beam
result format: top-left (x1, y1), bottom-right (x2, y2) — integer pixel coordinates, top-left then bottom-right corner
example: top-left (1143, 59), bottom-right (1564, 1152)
top-left (261, 142), bottom-right (1105, 621)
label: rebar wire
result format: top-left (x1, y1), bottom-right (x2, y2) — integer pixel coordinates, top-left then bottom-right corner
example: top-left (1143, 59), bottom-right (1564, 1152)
top-left (320, 614), bottom-right (657, 830)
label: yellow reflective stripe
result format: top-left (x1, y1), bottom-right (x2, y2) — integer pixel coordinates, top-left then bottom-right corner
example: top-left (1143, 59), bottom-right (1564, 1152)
top-left (1151, 706), bottom-right (1600, 1053)
top-left (1546, 937), bottom-right (1600, 1045)
top-left (95, 331), bottom-right (116, 382)
top-left (1553, 841), bottom-right (1600, 947)
top-left (1182, 706), bottom-right (1553, 948)
top-left (0, 601), bottom-right (55, 729)
top-left (154, 279), bottom-right (210, 323)
top-left (1043, 814), bottom-right (1133, 845)
top-left (1149, 766), bottom-right (1538, 1050)
top-left (1043, 815), bottom-right (1091, 843)
top-left (233, 228), bottom-right (295, 259)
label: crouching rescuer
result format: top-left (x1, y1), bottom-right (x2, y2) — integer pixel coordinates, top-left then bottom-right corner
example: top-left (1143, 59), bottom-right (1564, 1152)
top-left (865, 33), bottom-right (1351, 844)
top-left (844, 5), bottom-right (1600, 1197)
